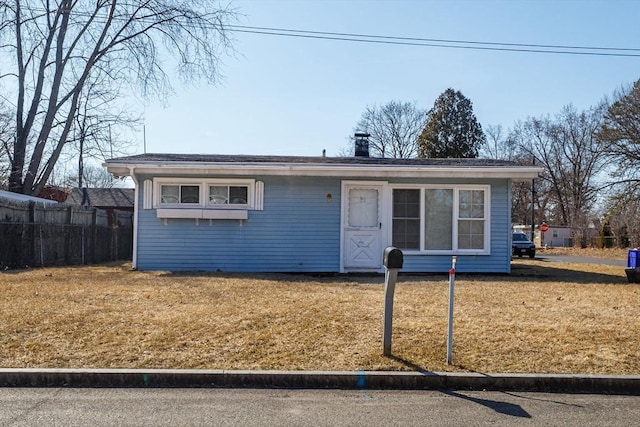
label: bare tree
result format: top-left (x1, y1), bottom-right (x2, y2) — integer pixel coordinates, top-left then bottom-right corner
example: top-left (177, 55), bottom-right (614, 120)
top-left (63, 164), bottom-right (128, 189)
top-left (478, 124), bottom-right (541, 228)
top-left (0, 100), bottom-right (15, 188)
top-left (68, 70), bottom-right (140, 188)
top-left (481, 124), bottom-right (505, 160)
top-left (605, 187), bottom-right (640, 247)
top-left (353, 100), bottom-right (426, 158)
top-left (481, 124), bottom-right (520, 161)
top-left (0, 1), bottom-right (236, 195)
top-left (513, 105), bottom-right (607, 229)
top-left (598, 79), bottom-right (640, 187)
top-left (597, 79), bottom-right (640, 247)
top-left (507, 148), bottom-right (552, 232)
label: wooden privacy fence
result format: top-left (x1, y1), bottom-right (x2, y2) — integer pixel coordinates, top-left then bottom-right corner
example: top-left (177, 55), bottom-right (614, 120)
top-left (0, 199), bottom-right (132, 269)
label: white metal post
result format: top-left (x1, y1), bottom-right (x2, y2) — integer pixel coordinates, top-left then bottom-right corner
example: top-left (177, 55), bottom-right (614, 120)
top-left (446, 256), bottom-right (457, 365)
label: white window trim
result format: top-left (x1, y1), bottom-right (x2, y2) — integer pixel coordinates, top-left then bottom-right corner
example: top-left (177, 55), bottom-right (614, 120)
top-left (153, 177), bottom-right (256, 210)
top-left (391, 184), bottom-right (491, 255)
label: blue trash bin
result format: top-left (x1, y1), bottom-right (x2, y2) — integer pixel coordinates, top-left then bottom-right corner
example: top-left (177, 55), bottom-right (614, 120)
top-left (628, 249), bottom-right (639, 268)
top-left (626, 249), bottom-right (640, 283)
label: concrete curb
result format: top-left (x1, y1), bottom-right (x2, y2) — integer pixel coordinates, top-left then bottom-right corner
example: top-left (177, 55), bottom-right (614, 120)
top-left (1, 369), bottom-right (639, 395)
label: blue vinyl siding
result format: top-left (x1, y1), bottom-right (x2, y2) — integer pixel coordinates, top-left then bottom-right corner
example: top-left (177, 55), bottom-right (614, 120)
top-left (134, 174), bottom-right (514, 273)
top-left (136, 175), bottom-right (342, 272)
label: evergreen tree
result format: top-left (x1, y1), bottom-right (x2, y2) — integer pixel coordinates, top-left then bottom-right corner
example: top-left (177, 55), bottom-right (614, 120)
top-left (418, 88), bottom-right (486, 158)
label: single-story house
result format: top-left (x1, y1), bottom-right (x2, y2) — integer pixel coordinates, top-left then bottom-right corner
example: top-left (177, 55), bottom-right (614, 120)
top-left (104, 152), bottom-right (542, 273)
top-left (540, 225), bottom-right (575, 248)
top-left (65, 188), bottom-right (135, 226)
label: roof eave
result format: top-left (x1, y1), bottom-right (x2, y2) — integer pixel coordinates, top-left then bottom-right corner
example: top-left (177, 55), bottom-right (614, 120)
top-left (104, 161), bottom-right (542, 180)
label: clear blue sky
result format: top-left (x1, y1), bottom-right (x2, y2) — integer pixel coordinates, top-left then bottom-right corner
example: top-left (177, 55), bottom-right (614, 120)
top-left (139, 0), bottom-right (640, 157)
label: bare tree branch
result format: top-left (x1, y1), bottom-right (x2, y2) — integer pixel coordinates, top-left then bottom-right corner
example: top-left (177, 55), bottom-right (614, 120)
top-left (352, 100), bottom-right (426, 159)
top-left (513, 105), bottom-right (607, 227)
top-left (1, 0), bottom-right (237, 195)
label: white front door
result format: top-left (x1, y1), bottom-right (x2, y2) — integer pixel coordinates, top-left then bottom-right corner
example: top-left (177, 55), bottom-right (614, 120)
top-left (342, 183), bottom-right (386, 271)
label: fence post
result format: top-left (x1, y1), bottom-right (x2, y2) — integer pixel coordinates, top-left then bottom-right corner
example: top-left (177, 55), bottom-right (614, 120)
top-left (112, 221), bottom-right (118, 261)
top-left (39, 224), bottom-right (44, 265)
top-left (91, 209), bottom-right (98, 263)
top-left (27, 201), bottom-right (36, 266)
top-left (64, 206), bottom-right (73, 264)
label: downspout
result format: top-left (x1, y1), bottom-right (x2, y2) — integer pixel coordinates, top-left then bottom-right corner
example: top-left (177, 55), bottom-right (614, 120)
top-left (129, 166), bottom-right (139, 269)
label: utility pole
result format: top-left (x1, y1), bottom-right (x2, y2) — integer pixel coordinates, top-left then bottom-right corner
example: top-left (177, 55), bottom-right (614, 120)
top-left (531, 157), bottom-right (536, 242)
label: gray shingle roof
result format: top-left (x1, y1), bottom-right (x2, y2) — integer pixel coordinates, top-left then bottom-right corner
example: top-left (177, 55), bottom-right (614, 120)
top-left (66, 188), bottom-right (134, 208)
top-left (106, 153), bottom-right (520, 167)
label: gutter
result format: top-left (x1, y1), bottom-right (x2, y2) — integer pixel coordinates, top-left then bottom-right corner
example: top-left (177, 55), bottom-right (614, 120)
top-left (106, 162), bottom-right (543, 180)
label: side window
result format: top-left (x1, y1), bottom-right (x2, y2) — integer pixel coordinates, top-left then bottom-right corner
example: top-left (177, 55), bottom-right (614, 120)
top-left (180, 185), bottom-right (200, 204)
top-left (209, 185), bottom-right (248, 205)
top-left (457, 189), bottom-right (485, 250)
top-left (160, 185), bottom-right (179, 203)
top-left (392, 189), bottom-right (420, 250)
top-left (155, 179), bottom-right (259, 209)
top-left (160, 184), bottom-right (200, 204)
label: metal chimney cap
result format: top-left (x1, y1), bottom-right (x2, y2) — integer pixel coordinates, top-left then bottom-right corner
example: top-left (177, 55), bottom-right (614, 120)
top-left (354, 132), bottom-right (370, 158)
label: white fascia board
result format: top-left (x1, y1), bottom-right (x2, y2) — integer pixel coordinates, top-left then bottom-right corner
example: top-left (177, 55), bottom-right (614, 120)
top-left (105, 162), bottom-right (543, 180)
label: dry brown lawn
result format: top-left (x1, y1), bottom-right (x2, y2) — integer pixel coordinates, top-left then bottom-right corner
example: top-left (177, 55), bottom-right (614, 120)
top-left (540, 246), bottom-right (632, 260)
top-left (1, 255), bottom-right (638, 374)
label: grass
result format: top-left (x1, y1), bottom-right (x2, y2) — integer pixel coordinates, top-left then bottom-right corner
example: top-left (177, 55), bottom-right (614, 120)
top-left (539, 246), bottom-right (632, 260)
top-left (1, 255), bottom-right (638, 374)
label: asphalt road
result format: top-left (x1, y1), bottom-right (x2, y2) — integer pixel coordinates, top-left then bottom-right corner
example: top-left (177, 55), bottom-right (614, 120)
top-left (1, 388), bottom-right (639, 426)
top-left (534, 254), bottom-right (627, 267)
